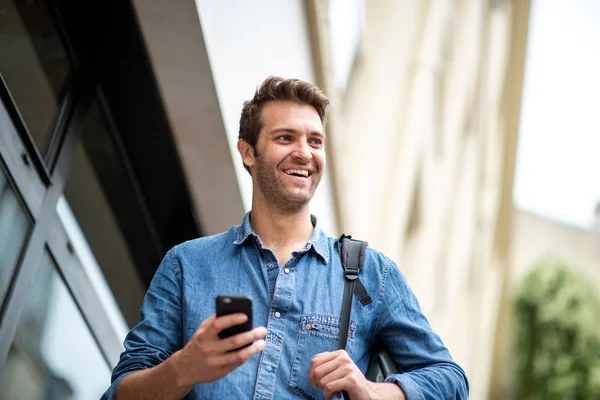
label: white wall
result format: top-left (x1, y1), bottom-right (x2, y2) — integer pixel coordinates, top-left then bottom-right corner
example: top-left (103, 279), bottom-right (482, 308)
top-left (196, 0), bottom-right (339, 236)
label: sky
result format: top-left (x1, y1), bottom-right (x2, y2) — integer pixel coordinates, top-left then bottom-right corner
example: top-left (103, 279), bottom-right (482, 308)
top-left (513, 0), bottom-right (600, 229)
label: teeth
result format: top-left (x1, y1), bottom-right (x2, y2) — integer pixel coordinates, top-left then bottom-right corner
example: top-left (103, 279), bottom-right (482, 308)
top-left (284, 169), bottom-right (309, 177)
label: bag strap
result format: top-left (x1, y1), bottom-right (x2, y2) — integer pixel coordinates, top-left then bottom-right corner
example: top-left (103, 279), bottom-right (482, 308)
top-left (337, 234), bottom-right (372, 351)
top-left (337, 235), bottom-right (372, 400)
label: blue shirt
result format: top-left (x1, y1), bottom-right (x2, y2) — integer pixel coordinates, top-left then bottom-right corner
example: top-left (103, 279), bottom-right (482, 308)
top-left (102, 213), bottom-right (468, 399)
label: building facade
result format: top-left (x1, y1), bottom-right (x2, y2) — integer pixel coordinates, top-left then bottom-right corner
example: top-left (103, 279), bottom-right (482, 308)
top-left (311, 1), bottom-right (531, 398)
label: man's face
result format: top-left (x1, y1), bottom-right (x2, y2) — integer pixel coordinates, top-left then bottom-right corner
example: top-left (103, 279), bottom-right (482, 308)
top-left (240, 100), bottom-right (326, 212)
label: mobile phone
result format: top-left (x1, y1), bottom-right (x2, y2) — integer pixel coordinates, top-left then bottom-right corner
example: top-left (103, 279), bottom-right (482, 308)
top-left (215, 295), bottom-right (253, 341)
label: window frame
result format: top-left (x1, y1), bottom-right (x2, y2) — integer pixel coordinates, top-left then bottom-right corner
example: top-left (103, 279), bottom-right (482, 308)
top-left (0, 75), bottom-right (122, 374)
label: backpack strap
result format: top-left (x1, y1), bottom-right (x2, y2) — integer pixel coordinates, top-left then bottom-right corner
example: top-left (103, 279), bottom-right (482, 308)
top-left (337, 235), bottom-right (373, 400)
top-left (337, 234), bottom-right (372, 351)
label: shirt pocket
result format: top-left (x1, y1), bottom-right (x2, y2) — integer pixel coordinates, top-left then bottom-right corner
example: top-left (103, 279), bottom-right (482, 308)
top-left (288, 315), bottom-right (357, 400)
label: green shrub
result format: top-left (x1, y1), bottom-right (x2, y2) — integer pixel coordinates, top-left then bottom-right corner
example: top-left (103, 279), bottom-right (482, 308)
top-left (513, 258), bottom-right (600, 399)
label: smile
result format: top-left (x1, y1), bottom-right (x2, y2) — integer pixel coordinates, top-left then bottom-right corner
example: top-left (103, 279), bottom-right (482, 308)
top-left (283, 169), bottom-right (310, 178)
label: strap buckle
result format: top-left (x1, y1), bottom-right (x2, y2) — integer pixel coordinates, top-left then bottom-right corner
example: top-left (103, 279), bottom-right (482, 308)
top-left (344, 264), bottom-right (360, 281)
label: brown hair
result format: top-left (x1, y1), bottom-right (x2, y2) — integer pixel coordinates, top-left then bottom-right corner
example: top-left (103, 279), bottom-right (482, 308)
top-left (238, 76), bottom-right (329, 173)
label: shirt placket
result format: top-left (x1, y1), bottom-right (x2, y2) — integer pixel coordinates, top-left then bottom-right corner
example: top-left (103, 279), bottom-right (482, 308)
top-left (253, 257), bottom-right (296, 400)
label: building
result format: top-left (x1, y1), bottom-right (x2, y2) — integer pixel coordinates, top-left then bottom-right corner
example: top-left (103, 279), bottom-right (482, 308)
top-left (318, 1), bottom-right (530, 399)
top-left (0, 0), bottom-right (531, 398)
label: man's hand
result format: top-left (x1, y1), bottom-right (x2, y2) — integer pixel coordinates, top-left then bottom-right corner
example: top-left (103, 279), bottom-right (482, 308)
top-left (308, 350), bottom-right (405, 400)
top-left (171, 313), bottom-right (267, 388)
top-left (116, 314), bottom-right (267, 399)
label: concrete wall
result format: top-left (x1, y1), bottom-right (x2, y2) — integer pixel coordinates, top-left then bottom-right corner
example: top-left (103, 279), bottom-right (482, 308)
top-left (131, 0), bottom-right (245, 236)
top-left (307, 1), bottom-right (531, 398)
top-left (511, 209), bottom-right (600, 285)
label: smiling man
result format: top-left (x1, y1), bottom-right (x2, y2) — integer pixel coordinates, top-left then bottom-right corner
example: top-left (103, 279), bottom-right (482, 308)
top-left (102, 77), bottom-right (469, 400)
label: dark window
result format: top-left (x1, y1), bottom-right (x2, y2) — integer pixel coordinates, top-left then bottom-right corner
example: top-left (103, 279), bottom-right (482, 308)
top-left (0, 0), bottom-right (71, 156)
top-left (63, 99), bottom-right (146, 327)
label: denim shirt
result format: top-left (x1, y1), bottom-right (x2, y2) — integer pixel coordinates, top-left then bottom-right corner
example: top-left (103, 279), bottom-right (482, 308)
top-left (102, 213), bottom-right (468, 399)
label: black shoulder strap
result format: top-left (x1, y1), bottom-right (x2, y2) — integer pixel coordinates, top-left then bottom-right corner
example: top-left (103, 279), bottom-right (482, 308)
top-left (338, 235), bottom-right (372, 400)
top-left (337, 235), bottom-right (372, 351)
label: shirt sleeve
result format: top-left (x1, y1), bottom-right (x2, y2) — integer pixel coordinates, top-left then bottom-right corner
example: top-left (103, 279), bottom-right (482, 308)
top-left (375, 258), bottom-right (469, 400)
top-left (101, 248), bottom-right (184, 399)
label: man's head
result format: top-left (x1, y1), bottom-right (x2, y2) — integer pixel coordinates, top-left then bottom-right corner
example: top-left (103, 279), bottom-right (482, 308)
top-left (238, 76), bottom-right (329, 174)
top-left (237, 77), bottom-right (330, 213)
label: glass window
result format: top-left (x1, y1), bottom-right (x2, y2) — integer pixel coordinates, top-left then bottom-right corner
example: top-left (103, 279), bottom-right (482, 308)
top-left (63, 100), bottom-right (146, 328)
top-left (0, 0), bottom-right (71, 156)
top-left (0, 250), bottom-right (110, 400)
top-left (0, 164), bottom-right (30, 303)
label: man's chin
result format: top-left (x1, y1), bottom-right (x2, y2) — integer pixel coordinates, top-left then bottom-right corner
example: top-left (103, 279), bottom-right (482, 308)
top-left (275, 191), bottom-right (313, 211)
top-left (286, 189), bottom-right (315, 203)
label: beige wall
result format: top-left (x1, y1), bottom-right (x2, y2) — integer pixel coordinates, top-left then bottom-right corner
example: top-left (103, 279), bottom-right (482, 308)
top-left (308, 1), bottom-right (531, 398)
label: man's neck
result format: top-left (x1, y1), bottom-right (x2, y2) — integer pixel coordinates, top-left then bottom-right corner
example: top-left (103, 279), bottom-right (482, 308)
top-left (249, 202), bottom-right (314, 251)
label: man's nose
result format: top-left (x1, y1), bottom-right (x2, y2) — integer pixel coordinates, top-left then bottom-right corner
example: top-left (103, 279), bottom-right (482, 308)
top-left (291, 142), bottom-right (313, 162)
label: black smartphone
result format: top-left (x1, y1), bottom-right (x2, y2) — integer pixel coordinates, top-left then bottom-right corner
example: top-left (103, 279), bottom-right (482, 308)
top-left (215, 295), bottom-right (253, 342)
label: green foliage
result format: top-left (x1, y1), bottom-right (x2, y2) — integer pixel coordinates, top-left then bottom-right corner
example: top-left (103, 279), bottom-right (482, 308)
top-left (513, 258), bottom-right (600, 399)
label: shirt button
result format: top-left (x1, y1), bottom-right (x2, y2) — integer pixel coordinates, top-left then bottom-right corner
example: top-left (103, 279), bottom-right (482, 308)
top-left (284, 268), bottom-right (290, 274)
top-left (306, 323), bottom-right (311, 329)
top-left (268, 263), bottom-right (274, 269)
top-left (274, 312), bottom-right (281, 319)
top-left (266, 366), bottom-right (273, 372)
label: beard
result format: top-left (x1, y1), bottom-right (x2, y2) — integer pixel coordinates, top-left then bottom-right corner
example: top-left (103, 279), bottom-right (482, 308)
top-left (253, 151), bottom-right (322, 213)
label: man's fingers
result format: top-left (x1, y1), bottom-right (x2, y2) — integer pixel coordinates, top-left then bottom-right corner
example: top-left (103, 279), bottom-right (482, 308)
top-left (311, 357), bottom-right (344, 388)
top-left (184, 314), bottom-right (267, 384)
top-left (309, 351), bottom-right (333, 380)
top-left (211, 313), bottom-right (248, 334)
top-left (322, 378), bottom-right (346, 400)
top-left (220, 339), bottom-right (266, 366)
top-left (210, 326), bottom-right (267, 353)
top-left (198, 314), bottom-right (216, 329)
top-left (309, 351), bottom-right (346, 388)
top-left (223, 326), bottom-right (268, 352)
top-left (198, 337), bottom-right (266, 379)
top-left (317, 366), bottom-right (348, 391)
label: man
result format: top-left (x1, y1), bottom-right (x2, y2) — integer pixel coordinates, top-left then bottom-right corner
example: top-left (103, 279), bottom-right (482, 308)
top-left (102, 77), bottom-right (469, 399)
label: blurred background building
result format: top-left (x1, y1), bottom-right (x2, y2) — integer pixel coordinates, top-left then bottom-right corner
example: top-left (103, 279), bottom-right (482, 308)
top-left (1, 0), bottom-right (599, 399)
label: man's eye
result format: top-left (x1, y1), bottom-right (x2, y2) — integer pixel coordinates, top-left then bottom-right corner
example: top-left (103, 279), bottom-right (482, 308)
top-left (309, 138), bottom-right (323, 146)
top-left (277, 135), bottom-right (291, 141)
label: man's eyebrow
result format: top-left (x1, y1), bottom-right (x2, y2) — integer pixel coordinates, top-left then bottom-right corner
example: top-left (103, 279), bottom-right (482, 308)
top-left (269, 127), bottom-right (298, 135)
top-left (269, 127), bottom-right (326, 137)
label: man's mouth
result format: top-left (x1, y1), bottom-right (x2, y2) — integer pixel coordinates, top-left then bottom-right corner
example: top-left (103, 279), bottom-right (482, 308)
top-left (283, 169), bottom-right (310, 178)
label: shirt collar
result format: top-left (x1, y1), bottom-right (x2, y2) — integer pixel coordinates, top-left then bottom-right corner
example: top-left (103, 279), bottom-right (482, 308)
top-left (233, 212), bottom-right (330, 264)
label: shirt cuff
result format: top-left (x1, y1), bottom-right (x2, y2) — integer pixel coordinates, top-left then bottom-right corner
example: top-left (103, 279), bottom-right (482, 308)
top-left (100, 372), bottom-right (132, 400)
top-left (385, 373), bottom-right (425, 400)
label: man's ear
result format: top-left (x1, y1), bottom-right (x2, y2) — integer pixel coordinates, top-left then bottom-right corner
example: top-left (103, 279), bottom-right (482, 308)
top-left (237, 139), bottom-right (255, 169)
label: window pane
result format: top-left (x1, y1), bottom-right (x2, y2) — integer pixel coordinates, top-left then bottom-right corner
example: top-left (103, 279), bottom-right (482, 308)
top-left (0, 250), bottom-right (110, 400)
top-left (0, 0), bottom-right (71, 155)
top-left (0, 165), bottom-right (30, 303)
top-left (63, 100), bottom-right (146, 327)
